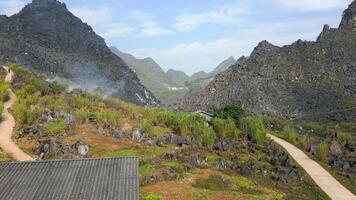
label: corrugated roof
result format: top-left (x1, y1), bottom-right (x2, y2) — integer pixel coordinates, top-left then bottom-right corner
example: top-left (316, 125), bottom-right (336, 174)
top-left (0, 157), bottom-right (139, 200)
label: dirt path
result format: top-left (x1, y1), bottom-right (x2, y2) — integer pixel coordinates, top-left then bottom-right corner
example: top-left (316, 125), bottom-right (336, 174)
top-left (268, 134), bottom-right (356, 200)
top-left (0, 66), bottom-right (33, 161)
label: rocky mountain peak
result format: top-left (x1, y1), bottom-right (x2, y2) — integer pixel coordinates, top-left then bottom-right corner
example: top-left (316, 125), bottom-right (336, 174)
top-left (339, 0), bottom-right (356, 29)
top-left (250, 40), bottom-right (279, 57)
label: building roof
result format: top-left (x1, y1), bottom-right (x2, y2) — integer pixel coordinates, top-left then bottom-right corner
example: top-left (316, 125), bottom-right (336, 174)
top-left (194, 110), bottom-right (214, 117)
top-left (0, 157), bottom-right (139, 200)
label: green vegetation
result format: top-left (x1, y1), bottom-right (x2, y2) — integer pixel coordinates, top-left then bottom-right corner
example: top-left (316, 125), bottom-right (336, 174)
top-left (214, 105), bottom-right (247, 125)
top-left (96, 109), bottom-right (120, 128)
top-left (161, 161), bottom-right (179, 168)
top-left (281, 125), bottom-right (297, 144)
top-left (212, 117), bottom-right (240, 139)
top-left (107, 149), bottom-right (137, 157)
top-left (337, 131), bottom-right (356, 142)
top-left (12, 102), bottom-right (35, 124)
top-left (43, 119), bottom-right (67, 133)
top-left (239, 117), bottom-right (267, 144)
top-left (193, 175), bottom-right (233, 191)
top-left (315, 142), bottom-right (329, 161)
top-left (299, 135), bottom-right (313, 151)
top-left (48, 81), bottom-right (67, 94)
top-left (139, 164), bottom-right (154, 175)
top-left (74, 108), bottom-right (90, 124)
top-left (141, 119), bottom-right (154, 136)
top-left (140, 193), bottom-right (164, 200)
top-left (0, 81), bottom-right (9, 102)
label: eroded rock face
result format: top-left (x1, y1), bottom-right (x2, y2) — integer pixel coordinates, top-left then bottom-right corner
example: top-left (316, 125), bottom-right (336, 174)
top-left (0, 0), bottom-right (159, 106)
top-left (176, 1), bottom-right (356, 121)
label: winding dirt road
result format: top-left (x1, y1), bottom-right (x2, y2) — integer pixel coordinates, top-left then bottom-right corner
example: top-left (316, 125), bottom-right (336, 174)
top-left (268, 134), bottom-right (356, 200)
top-left (0, 66), bottom-right (33, 161)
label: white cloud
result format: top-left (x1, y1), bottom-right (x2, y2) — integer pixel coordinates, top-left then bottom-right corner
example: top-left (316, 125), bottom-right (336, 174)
top-left (70, 6), bottom-right (112, 27)
top-left (273, 0), bottom-right (351, 11)
top-left (101, 23), bottom-right (134, 39)
top-left (131, 16), bottom-right (337, 75)
top-left (69, 5), bottom-right (134, 39)
top-left (0, 0), bottom-right (26, 16)
top-left (130, 10), bottom-right (173, 37)
top-left (173, 4), bottom-right (251, 32)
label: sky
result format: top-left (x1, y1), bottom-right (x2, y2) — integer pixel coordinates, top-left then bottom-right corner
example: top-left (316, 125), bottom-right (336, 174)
top-left (0, 0), bottom-right (352, 75)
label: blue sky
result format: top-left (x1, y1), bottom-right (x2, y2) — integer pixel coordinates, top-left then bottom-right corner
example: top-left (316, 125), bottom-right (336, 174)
top-left (0, 0), bottom-right (352, 75)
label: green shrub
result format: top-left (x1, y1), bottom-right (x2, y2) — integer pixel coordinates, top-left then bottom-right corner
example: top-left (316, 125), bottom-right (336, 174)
top-left (261, 116), bottom-right (291, 131)
top-left (316, 143), bottom-right (329, 161)
top-left (214, 105), bottom-right (247, 125)
top-left (141, 119), bottom-right (154, 136)
top-left (239, 117), bottom-right (267, 144)
top-left (212, 117), bottom-right (240, 139)
top-left (96, 109), bottom-right (120, 128)
top-left (44, 119), bottom-right (67, 133)
top-left (12, 102), bottom-right (35, 124)
top-left (140, 193), bottom-right (164, 200)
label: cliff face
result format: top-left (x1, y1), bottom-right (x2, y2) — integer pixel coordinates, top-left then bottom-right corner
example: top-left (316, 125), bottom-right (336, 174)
top-left (0, 0), bottom-right (159, 106)
top-left (176, 1), bottom-right (356, 120)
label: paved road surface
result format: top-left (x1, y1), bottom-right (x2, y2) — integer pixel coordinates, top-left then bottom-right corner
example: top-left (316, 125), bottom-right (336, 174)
top-left (268, 134), bottom-right (356, 200)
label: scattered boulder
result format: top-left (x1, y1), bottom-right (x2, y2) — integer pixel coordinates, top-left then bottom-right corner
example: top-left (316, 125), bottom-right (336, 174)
top-left (163, 134), bottom-right (190, 146)
top-left (74, 141), bottom-right (89, 156)
top-left (213, 138), bottom-right (233, 151)
top-left (215, 158), bottom-right (230, 169)
top-left (112, 129), bottom-right (124, 139)
top-left (186, 155), bottom-right (205, 167)
top-left (132, 129), bottom-right (144, 142)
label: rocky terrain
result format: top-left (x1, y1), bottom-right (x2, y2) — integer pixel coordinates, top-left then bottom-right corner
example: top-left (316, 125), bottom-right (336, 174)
top-left (0, 0), bottom-right (158, 106)
top-left (176, 1), bottom-right (356, 121)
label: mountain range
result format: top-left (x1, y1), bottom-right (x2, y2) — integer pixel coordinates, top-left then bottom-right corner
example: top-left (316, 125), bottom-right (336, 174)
top-left (111, 47), bottom-right (236, 104)
top-left (175, 1), bottom-right (356, 121)
top-left (0, 0), bottom-right (158, 106)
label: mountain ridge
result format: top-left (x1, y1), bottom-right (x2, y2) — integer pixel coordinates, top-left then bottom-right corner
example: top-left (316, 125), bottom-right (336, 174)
top-left (0, 0), bottom-right (159, 106)
top-left (175, 1), bottom-right (356, 120)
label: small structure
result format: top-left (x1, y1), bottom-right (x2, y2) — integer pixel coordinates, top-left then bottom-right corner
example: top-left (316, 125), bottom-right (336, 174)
top-left (194, 110), bottom-right (214, 123)
top-left (0, 157), bottom-right (139, 200)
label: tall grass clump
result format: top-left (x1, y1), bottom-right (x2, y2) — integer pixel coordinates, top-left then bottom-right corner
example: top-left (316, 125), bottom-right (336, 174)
top-left (299, 135), bottom-right (313, 151)
top-left (239, 117), bottom-right (267, 144)
top-left (12, 102), bottom-right (35, 124)
top-left (193, 126), bottom-right (216, 149)
top-left (141, 119), bottom-right (154, 136)
top-left (212, 117), bottom-right (240, 139)
top-left (281, 125), bottom-right (297, 144)
top-left (315, 142), bottom-right (329, 161)
top-left (74, 108), bottom-right (90, 124)
top-left (0, 101), bottom-right (3, 121)
top-left (48, 81), bottom-right (67, 94)
top-left (96, 109), bottom-right (120, 128)
top-left (0, 81), bottom-right (9, 102)
top-left (70, 94), bottom-right (93, 109)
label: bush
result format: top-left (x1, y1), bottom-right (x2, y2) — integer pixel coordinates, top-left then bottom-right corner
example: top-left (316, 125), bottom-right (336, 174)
top-left (239, 117), bottom-right (267, 144)
top-left (195, 127), bottom-right (216, 149)
top-left (337, 132), bottom-right (356, 142)
top-left (316, 143), bottom-right (329, 161)
top-left (212, 117), bottom-right (240, 139)
top-left (214, 105), bottom-right (247, 125)
top-left (141, 119), bottom-right (154, 136)
top-left (12, 102), bottom-right (35, 124)
top-left (70, 94), bottom-right (93, 109)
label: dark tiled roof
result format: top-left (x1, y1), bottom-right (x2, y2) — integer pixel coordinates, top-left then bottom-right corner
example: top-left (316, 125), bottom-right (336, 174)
top-left (0, 157), bottom-right (139, 200)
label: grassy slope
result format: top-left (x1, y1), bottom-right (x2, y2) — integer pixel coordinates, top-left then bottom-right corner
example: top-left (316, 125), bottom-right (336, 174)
top-left (8, 63), bottom-right (330, 199)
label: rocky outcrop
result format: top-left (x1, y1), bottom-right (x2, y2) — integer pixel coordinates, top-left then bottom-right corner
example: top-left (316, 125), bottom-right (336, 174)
top-left (0, 0), bottom-right (159, 106)
top-left (175, 1), bottom-right (356, 120)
